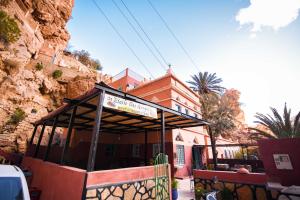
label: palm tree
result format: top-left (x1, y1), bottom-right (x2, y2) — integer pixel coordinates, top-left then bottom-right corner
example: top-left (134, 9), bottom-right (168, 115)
top-left (188, 72), bottom-right (229, 169)
top-left (187, 72), bottom-right (225, 95)
top-left (251, 103), bottom-right (300, 139)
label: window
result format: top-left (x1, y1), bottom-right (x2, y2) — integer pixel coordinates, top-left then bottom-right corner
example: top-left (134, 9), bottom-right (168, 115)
top-left (185, 108), bottom-right (189, 115)
top-left (176, 145), bottom-right (185, 165)
top-left (153, 144), bottom-right (160, 157)
top-left (132, 144), bottom-right (140, 157)
top-left (0, 177), bottom-right (24, 200)
top-left (175, 104), bottom-right (181, 112)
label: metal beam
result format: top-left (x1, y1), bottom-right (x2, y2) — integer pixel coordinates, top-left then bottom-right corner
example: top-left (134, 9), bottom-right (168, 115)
top-left (87, 90), bottom-right (105, 172)
top-left (44, 116), bottom-right (59, 161)
top-left (160, 111), bottom-right (165, 154)
top-left (61, 106), bottom-right (78, 165)
top-left (144, 129), bottom-right (148, 165)
top-left (29, 125), bottom-right (38, 145)
top-left (63, 98), bottom-right (97, 110)
top-left (34, 123), bottom-right (46, 158)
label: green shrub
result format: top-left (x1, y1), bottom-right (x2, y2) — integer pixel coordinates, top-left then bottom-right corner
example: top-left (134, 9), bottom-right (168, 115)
top-left (0, 0), bottom-right (11, 7)
top-left (52, 69), bottom-right (62, 79)
top-left (195, 186), bottom-right (206, 200)
top-left (171, 179), bottom-right (179, 189)
top-left (9, 108), bottom-right (26, 125)
top-left (0, 10), bottom-right (20, 43)
top-left (35, 62), bottom-right (43, 71)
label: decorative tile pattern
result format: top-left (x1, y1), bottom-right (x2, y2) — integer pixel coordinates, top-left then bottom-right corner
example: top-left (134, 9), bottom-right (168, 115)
top-left (194, 178), bottom-right (270, 200)
top-left (86, 176), bottom-right (169, 200)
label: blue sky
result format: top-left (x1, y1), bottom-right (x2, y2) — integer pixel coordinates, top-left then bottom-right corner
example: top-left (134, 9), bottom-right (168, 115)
top-left (67, 0), bottom-right (300, 124)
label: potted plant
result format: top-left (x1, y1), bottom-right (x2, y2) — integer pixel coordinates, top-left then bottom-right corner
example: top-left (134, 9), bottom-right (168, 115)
top-left (195, 186), bottom-right (206, 200)
top-left (171, 179), bottom-right (179, 200)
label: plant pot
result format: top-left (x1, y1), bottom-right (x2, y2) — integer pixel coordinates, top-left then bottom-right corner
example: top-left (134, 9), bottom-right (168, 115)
top-left (172, 188), bottom-right (178, 200)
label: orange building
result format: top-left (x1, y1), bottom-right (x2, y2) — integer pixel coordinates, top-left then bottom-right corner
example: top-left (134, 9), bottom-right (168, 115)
top-left (108, 68), bottom-right (237, 178)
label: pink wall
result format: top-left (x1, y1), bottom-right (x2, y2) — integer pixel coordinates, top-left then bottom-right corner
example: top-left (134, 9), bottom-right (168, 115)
top-left (258, 138), bottom-right (300, 186)
top-left (21, 157), bottom-right (86, 200)
top-left (87, 165), bottom-right (168, 187)
top-left (193, 170), bottom-right (268, 185)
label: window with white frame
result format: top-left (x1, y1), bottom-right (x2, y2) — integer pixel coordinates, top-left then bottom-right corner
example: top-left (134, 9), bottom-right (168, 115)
top-left (176, 145), bottom-right (185, 165)
top-left (175, 104), bottom-right (181, 112)
top-left (185, 108), bottom-right (189, 115)
top-left (132, 144), bottom-right (141, 157)
top-left (153, 144), bottom-right (160, 157)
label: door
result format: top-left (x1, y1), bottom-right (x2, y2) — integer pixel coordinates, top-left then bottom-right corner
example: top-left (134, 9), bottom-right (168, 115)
top-left (192, 146), bottom-right (203, 169)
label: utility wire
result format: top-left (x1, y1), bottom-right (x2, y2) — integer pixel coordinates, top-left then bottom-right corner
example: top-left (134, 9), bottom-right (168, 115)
top-left (92, 0), bottom-right (154, 78)
top-left (111, 0), bottom-right (167, 71)
top-left (146, 0), bottom-right (200, 72)
top-left (119, 0), bottom-right (170, 69)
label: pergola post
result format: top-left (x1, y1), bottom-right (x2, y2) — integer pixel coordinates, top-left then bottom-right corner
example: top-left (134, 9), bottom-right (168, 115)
top-left (144, 129), bottom-right (148, 165)
top-left (34, 123), bottom-right (46, 158)
top-left (29, 124), bottom-right (38, 145)
top-left (160, 110), bottom-right (165, 154)
top-left (61, 106), bottom-right (78, 165)
top-left (87, 90), bottom-right (105, 172)
top-left (44, 115), bottom-right (59, 161)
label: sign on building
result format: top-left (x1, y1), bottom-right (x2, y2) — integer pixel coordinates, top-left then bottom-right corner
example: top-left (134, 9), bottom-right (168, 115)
top-left (103, 94), bottom-right (158, 119)
top-left (273, 154), bottom-right (293, 170)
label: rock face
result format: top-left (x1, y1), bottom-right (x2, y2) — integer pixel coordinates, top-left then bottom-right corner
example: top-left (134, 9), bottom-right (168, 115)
top-left (0, 0), bottom-right (73, 68)
top-left (0, 0), bottom-right (103, 153)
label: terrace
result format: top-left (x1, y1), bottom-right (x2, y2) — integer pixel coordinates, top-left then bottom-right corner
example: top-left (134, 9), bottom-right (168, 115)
top-left (22, 82), bottom-right (208, 200)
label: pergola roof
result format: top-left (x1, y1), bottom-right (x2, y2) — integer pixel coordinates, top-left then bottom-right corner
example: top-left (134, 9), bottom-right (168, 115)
top-left (35, 82), bottom-right (208, 133)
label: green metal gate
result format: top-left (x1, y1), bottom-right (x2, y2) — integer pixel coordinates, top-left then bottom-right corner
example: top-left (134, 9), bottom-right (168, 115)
top-left (154, 153), bottom-right (170, 200)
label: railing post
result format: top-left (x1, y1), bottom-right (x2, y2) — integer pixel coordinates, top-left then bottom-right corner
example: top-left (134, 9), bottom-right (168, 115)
top-left (87, 90), bottom-right (105, 172)
top-left (61, 107), bottom-right (77, 165)
top-left (44, 115), bottom-right (59, 161)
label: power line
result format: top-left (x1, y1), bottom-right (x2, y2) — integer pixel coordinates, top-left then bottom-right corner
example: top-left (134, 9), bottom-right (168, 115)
top-left (146, 0), bottom-right (200, 72)
top-left (111, 0), bottom-right (167, 71)
top-left (91, 0), bottom-right (154, 78)
top-left (119, 0), bottom-right (170, 69)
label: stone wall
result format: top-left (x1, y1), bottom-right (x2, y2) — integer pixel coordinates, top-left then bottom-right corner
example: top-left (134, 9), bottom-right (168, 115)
top-left (86, 177), bottom-right (169, 200)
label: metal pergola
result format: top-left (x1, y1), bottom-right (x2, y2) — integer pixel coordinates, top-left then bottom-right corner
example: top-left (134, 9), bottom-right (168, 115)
top-left (29, 82), bottom-right (208, 172)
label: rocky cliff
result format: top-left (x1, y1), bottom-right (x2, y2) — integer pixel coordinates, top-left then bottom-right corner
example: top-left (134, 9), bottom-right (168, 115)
top-left (0, 0), bottom-right (102, 152)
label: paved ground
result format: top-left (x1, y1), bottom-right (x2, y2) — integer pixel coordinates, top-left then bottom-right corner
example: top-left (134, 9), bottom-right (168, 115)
top-left (177, 178), bottom-right (195, 200)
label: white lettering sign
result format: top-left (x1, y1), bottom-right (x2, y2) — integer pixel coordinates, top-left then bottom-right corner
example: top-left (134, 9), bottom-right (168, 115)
top-left (273, 154), bottom-right (293, 170)
top-left (103, 94), bottom-right (158, 119)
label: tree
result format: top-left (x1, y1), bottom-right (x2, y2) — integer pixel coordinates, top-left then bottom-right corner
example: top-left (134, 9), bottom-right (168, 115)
top-left (73, 49), bottom-right (102, 71)
top-left (188, 72), bottom-right (240, 169)
top-left (250, 103), bottom-right (300, 139)
top-left (200, 93), bottom-right (237, 168)
top-left (73, 50), bottom-right (90, 66)
top-left (187, 72), bottom-right (225, 95)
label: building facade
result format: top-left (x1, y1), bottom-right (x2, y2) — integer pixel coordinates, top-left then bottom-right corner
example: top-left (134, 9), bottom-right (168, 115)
top-left (108, 68), bottom-right (238, 178)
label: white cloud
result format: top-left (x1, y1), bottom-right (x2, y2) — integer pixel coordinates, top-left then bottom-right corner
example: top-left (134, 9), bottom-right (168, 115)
top-left (236, 0), bottom-right (300, 34)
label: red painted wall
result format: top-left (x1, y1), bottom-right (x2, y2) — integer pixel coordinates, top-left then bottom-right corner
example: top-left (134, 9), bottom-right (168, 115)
top-left (21, 157), bottom-right (86, 200)
top-left (87, 164), bottom-right (170, 187)
top-left (258, 138), bottom-right (300, 186)
top-left (193, 170), bottom-right (268, 185)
